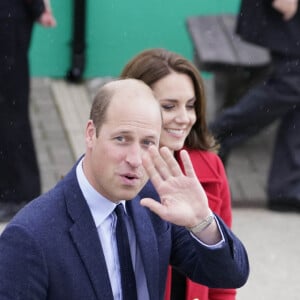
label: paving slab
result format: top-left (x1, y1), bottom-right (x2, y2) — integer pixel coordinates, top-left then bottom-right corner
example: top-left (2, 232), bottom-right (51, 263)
top-left (232, 207), bottom-right (300, 300)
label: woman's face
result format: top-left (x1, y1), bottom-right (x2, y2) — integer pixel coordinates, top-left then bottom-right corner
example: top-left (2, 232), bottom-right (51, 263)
top-left (151, 72), bottom-right (197, 152)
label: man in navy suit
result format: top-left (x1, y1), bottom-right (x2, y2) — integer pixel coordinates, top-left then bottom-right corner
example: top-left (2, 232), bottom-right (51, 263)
top-left (0, 79), bottom-right (249, 299)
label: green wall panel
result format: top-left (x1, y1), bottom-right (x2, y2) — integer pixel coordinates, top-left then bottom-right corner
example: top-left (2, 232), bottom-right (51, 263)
top-left (30, 0), bottom-right (72, 77)
top-left (29, 0), bottom-right (240, 78)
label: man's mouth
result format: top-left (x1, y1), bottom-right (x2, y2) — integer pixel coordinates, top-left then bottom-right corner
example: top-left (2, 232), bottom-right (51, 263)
top-left (120, 173), bottom-right (141, 185)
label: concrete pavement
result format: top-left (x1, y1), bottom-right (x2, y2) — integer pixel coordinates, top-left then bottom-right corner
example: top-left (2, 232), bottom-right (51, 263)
top-left (233, 207), bottom-right (300, 300)
top-left (0, 77), bottom-right (299, 299)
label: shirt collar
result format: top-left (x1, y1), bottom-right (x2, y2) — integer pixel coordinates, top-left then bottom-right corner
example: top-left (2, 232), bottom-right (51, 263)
top-left (76, 158), bottom-right (126, 227)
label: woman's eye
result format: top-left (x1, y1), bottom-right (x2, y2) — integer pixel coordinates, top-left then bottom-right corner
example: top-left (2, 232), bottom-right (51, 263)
top-left (187, 104), bottom-right (195, 110)
top-left (161, 104), bottom-right (174, 110)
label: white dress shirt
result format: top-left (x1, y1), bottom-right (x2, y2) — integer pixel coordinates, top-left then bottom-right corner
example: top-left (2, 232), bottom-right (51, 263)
top-left (76, 159), bottom-right (149, 300)
top-left (76, 158), bottom-right (225, 299)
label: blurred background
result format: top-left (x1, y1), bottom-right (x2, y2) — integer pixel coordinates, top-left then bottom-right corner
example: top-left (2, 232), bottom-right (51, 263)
top-left (30, 0), bottom-right (240, 78)
top-left (7, 1), bottom-right (300, 299)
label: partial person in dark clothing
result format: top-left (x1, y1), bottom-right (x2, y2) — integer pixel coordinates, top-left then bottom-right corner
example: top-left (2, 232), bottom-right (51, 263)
top-left (0, 0), bottom-right (56, 222)
top-left (210, 0), bottom-right (300, 211)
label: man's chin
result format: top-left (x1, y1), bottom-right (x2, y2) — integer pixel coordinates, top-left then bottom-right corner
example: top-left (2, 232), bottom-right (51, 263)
top-left (119, 187), bottom-right (144, 201)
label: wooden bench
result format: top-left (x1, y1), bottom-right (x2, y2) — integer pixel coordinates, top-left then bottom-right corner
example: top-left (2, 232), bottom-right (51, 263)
top-left (51, 80), bottom-right (91, 160)
top-left (186, 14), bottom-right (271, 115)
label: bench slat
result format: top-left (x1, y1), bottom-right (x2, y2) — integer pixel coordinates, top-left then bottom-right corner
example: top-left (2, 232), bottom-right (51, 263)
top-left (186, 14), bottom-right (270, 71)
top-left (186, 15), bottom-right (238, 70)
top-left (51, 80), bottom-right (91, 160)
top-left (220, 15), bottom-right (270, 67)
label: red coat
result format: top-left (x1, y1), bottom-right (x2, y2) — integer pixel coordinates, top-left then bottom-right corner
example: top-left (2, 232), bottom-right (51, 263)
top-left (164, 148), bottom-right (236, 300)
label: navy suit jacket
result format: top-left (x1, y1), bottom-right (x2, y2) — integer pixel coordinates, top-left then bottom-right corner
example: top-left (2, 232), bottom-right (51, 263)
top-left (0, 163), bottom-right (249, 299)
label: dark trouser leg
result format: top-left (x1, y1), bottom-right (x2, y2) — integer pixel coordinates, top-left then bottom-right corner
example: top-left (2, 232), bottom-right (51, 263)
top-left (210, 56), bottom-right (300, 158)
top-left (0, 19), bottom-right (40, 204)
top-left (268, 107), bottom-right (300, 202)
top-left (210, 55), bottom-right (300, 201)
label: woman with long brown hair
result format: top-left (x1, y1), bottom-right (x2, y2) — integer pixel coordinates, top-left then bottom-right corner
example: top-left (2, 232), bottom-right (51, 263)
top-left (121, 48), bottom-right (236, 300)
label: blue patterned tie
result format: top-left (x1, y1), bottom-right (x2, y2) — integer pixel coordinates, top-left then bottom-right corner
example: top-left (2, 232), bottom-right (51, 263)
top-left (115, 204), bottom-right (138, 300)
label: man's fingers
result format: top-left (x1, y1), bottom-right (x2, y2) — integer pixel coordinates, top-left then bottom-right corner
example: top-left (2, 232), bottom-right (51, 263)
top-left (143, 146), bottom-right (171, 181)
top-left (159, 147), bottom-right (182, 177)
top-left (144, 146), bottom-right (182, 178)
top-left (142, 150), bottom-right (162, 188)
top-left (179, 150), bottom-right (196, 178)
top-left (140, 198), bottom-right (168, 217)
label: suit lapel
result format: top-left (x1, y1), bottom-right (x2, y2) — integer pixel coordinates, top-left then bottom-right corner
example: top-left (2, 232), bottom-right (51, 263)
top-left (69, 216), bottom-right (113, 299)
top-left (128, 197), bottom-right (160, 300)
top-left (63, 165), bottom-right (161, 299)
top-left (64, 169), bottom-right (113, 299)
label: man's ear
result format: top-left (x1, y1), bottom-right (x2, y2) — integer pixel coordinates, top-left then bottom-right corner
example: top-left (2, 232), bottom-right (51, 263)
top-left (85, 120), bottom-right (96, 148)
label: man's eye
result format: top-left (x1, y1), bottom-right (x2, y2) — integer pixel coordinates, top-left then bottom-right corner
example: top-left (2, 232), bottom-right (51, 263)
top-left (143, 140), bottom-right (155, 146)
top-left (115, 136), bottom-right (125, 142)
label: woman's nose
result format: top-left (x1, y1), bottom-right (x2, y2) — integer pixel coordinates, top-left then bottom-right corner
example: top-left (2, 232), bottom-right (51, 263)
top-left (175, 108), bottom-right (189, 123)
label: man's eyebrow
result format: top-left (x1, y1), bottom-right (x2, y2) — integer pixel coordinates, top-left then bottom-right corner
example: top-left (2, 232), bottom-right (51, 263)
top-left (117, 130), bottom-right (131, 134)
top-left (146, 133), bottom-right (161, 144)
top-left (144, 135), bottom-right (157, 139)
top-left (113, 131), bottom-right (157, 138)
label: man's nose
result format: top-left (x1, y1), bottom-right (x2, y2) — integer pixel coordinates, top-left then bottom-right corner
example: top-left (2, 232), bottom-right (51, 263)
top-left (125, 144), bottom-right (143, 168)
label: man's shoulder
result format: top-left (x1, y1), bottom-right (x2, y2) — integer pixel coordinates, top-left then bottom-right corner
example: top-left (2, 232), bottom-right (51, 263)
top-left (9, 187), bottom-right (65, 229)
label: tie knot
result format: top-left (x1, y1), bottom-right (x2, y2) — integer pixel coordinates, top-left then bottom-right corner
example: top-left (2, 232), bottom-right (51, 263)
top-left (115, 203), bottom-right (126, 219)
